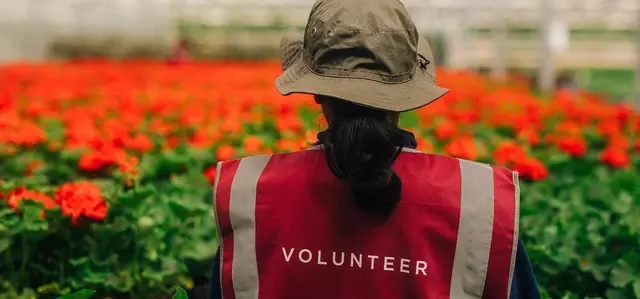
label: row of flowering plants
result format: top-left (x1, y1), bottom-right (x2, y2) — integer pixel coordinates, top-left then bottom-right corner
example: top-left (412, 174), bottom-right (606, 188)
top-left (0, 60), bottom-right (639, 298)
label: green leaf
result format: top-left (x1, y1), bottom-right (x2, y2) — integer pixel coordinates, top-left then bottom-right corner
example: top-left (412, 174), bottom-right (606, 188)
top-left (611, 191), bottom-right (633, 214)
top-left (117, 186), bottom-right (156, 209)
top-left (297, 107), bottom-right (321, 131)
top-left (167, 200), bottom-right (196, 221)
top-left (0, 238), bottom-right (11, 254)
top-left (548, 151), bottom-right (571, 165)
top-left (60, 149), bottom-right (85, 162)
top-left (21, 204), bottom-right (48, 239)
top-left (21, 289), bottom-right (37, 297)
top-left (560, 292), bottom-right (579, 299)
top-left (90, 179), bottom-right (119, 195)
top-left (595, 166), bottom-right (610, 181)
top-left (55, 289), bottom-right (95, 299)
top-left (104, 270), bottom-right (134, 292)
top-left (41, 118), bottom-right (66, 143)
top-left (37, 282), bottom-right (62, 294)
top-left (399, 111), bottom-right (420, 129)
top-left (604, 288), bottom-right (627, 299)
top-left (610, 261), bottom-right (633, 287)
top-left (633, 281), bottom-right (640, 299)
top-left (173, 287), bottom-right (188, 299)
top-left (69, 257), bottom-right (89, 267)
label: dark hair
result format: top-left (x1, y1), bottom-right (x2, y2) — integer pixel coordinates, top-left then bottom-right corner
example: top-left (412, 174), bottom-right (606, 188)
top-left (322, 98), bottom-right (404, 214)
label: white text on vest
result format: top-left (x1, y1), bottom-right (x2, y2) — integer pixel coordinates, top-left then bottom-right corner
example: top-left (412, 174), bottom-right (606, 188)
top-left (282, 247), bottom-right (427, 276)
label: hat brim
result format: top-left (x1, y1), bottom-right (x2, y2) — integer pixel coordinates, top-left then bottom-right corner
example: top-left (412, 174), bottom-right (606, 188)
top-left (275, 32), bottom-right (449, 112)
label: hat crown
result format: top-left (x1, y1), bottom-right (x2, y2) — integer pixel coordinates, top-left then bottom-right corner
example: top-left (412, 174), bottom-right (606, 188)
top-left (302, 0), bottom-right (422, 83)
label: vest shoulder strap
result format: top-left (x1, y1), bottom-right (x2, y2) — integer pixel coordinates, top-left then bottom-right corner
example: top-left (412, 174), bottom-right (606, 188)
top-left (213, 154), bottom-right (275, 235)
top-left (213, 154), bottom-right (275, 299)
top-left (452, 158), bottom-right (520, 299)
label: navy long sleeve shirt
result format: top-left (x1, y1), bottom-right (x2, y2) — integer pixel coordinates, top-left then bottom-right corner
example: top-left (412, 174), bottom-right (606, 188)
top-left (208, 130), bottom-right (540, 299)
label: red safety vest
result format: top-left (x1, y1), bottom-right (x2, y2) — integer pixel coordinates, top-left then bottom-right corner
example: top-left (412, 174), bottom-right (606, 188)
top-left (213, 146), bottom-right (520, 299)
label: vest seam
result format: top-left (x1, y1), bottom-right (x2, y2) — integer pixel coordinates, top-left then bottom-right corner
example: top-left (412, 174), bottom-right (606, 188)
top-left (212, 161), bottom-right (225, 299)
top-left (507, 171), bottom-right (521, 298)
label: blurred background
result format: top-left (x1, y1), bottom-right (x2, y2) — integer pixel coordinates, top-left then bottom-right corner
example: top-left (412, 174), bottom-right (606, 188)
top-left (0, 0), bottom-right (639, 104)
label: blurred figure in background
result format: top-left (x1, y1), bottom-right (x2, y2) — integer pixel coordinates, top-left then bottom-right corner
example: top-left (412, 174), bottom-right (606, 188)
top-left (555, 71), bottom-right (577, 91)
top-left (209, 0), bottom-right (540, 298)
top-left (168, 38), bottom-right (190, 65)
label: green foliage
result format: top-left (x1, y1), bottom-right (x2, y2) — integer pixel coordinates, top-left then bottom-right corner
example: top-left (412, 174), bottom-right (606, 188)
top-left (519, 164), bottom-right (640, 298)
top-left (51, 287), bottom-right (188, 299)
top-left (173, 287), bottom-right (189, 299)
top-left (55, 289), bottom-right (95, 299)
top-left (0, 168), bottom-right (214, 298)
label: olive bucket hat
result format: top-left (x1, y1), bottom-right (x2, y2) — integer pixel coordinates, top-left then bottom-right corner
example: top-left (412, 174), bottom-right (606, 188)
top-left (275, 0), bottom-right (449, 112)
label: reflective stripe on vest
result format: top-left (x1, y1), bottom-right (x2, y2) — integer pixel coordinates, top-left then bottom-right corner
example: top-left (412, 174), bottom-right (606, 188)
top-left (213, 149), bottom-right (519, 299)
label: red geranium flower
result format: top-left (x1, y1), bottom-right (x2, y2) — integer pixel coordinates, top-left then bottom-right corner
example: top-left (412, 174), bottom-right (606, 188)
top-left (6, 187), bottom-right (57, 211)
top-left (434, 120), bottom-right (457, 140)
top-left (557, 136), bottom-right (587, 157)
top-left (55, 181), bottom-right (107, 223)
top-left (493, 141), bottom-right (527, 166)
top-left (444, 135), bottom-right (478, 161)
top-left (513, 157), bottom-right (548, 181)
top-left (216, 145), bottom-right (236, 161)
top-left (204, 166), bottom-right (217, 186)
top-left (600, 147), bottom-right (630, 169)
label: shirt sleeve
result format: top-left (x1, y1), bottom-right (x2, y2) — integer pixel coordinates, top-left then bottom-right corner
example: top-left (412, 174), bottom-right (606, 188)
top-left (509, 239), bottom-right (541, 299)
top-left (208, 238), bottom-right (540, 299)
top-left (209, 247), bottom-right (222, 299)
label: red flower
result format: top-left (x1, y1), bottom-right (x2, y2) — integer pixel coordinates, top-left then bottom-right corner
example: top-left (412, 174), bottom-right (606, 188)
top-left (554, 121), bottom-right (582, 136)
top-left (597, 120), bottom-right (622, 137)
top-left (216, 145), bottom-right (236, 161)
top-left (303, 130), bottom-right (319, 148)
top-left (116, 155), bottom-right (139, 175)
top-left (607, 134), bottom-right (631, 150)
top-left (493, 141), bottom-right (527, 166)
top-left (124, 133), bottom-right (154, 153)
top-left (513, 158), bottom-right (548, 181)
top-left (204, 166), bottom-right (217, 186)
top-left (415, 135), bottom-right (434, 153)
top-left (55, 181), bottom-right (107, 223)
top-left (221, 118), bottom-right (243, 134)
top-left (434, 120), bottom-right (457, 140)
top-left (444, 136), bottom-right (478, 161)
top-left (190, 128), bottom-right (214, 148)
top-left (276, 139), bottom-right (303, 153)
top-left (600, 147), bottom-right (630, 169)
top-left (516, 128), bottom-right (540, 146)
top-left (78, 146), bottom-right (135, 174)
top-left (79, 151), bottom-right (111, 172)
top-left (6, 187), bottom-right (57, 211)
top-left (557, 136), bottom-right (587, 157)
top-left (243, 136), bottom-right (264, 154)
top-left (276, 116), bottom-right (303, 133)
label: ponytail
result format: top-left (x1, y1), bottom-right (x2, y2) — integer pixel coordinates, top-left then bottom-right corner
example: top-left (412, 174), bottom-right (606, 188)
top-left (322, 99), bottom-right (404, 214)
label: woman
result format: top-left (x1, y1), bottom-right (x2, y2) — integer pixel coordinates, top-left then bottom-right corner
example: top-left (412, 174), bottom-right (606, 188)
top-left (209, 0), bottom-right (540, 298)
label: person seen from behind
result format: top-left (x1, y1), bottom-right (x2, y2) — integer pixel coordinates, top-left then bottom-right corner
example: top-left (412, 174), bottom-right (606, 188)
top-left (209, 0), bottom-right (540, 298)
top-left (168, 38), bottom-right (190, 65)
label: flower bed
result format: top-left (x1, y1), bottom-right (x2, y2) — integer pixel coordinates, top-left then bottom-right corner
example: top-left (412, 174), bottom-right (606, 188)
top-left (0, 60), bottom-right (639, 298)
